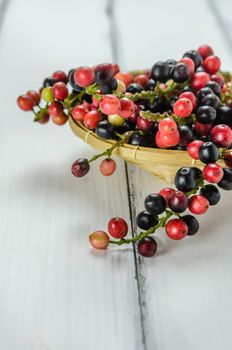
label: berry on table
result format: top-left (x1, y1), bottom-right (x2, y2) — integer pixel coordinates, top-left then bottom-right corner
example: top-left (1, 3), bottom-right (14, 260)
top-left (203, 163), bottom-right (223, 183)
top-left (165, 219), bottom-right (188, 240)
top-left (118, 98), bottom-right (135, 118)
top-left (178, 125), bottom-right (193, 146)
top-left (48, 101), bottom-right (63, 116)
top-left (74, 66), bottom-right (95, 87)
top-left (182, 215), bottom-right (200, 235)
top-left (179, 91), bottom-right (197, 109)
top-left (187, 140), bottom-right (204, 160)
top-left (108, 217), bottom-right (128, 239)
top-left (71, 105), bottom-right (87, 122)
top-left (100, 94), bottom-right (121, 115)
top-left (71, 158), bottom-right (90, 177)
top-left (198, 142), bottom-right (219, 164)
top-left (200, 184), bottom-right (221, 205)
top-left (52, 82), bottom-right (68, 100)
top-left (108, 114), bottom-right (125, 126)
top-left (89, 231), bottom-right (110, 249)
top-left (144, 193), bottom-right (166, 215)
top-left (203, 55), bottom-right (221, 74)
top-left (100, 158), bottom-right (116, 176)
top-left (137, 237), bottom-right (157, 257)
top-left (191, 72), bottom-right (210, 90)
top-left (210, 124), bottom-right (232, 147)
top-left (173, 98), bottom-right (193, 118)
top-left (17, 95), bottom-right (34, 111)
top-left (95, 120), bottom-right (114, 139)
top-left (136, 210), bottom-right (158, 230)
top-left (158, 117), bottom-right (177, 134)
top-left (84, 110), bottom-right (102, 129)
top-left (188, 195), bottom-right (209, 215)
top-left (136, 115), bottom-right (154, 132)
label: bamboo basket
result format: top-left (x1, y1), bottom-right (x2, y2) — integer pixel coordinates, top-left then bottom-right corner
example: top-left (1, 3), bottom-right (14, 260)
top-left (69, 116), bottom-right (226, 184)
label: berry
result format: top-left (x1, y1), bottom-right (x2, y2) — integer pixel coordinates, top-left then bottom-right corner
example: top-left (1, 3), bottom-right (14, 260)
top-left (218, 168), bottom-right (232, 190)
top-left (108, 217), bottom-right (128, 239)
top-left (160, 130), bottom-right (180, 147)
top-left (187, 140), bottom-right (204, 160)
top-left (197, 45), bottom-right (214, 59)
top-left (108, 114), bottom-right (125, 126)
top-left (195, 122), bottom-right (214, 136)
top-left (150, 61), bottom-right (170, 82)
top-left (159, 188), bottom-right (175, 205)
top-left (201, 93), bottom-right (220, 109)
top-left (89, 231), bottom-right (109, 249)
top-left (170, 63), bottom-right (190, 83)
top-left (203, 55), bottom-right (221, 74)
top-left (74, 66), bottom-right (95, 87)
top-left (183, 50), bottom-right (203, 68)
top-left (41, 87), bottom-right (54, 102)
top-left (179, 57), bottom-right (195, 75)
top-left (126, 83), bottom-right (143, 94)
top-left (52, 82), bottom-right (68, 100)
top-left (144, 193), bottom-right (166, 215)
top-left (95, 120), bottom-right (114, 139)
top-left (100, 78), bottom-right (117, 94)
top-left (182, 215), bottom-right (200, 235)
top-left (216, 106), bottom-right (232, 127)
top-left (196, 106), bottom-right (216, 124)
top-left (158, 117), bottom-right (177, 134)
top-left (203, 163), bottom-right (223, 183)
top-left (100, 158), bottom-right (116, 176)
top-left (198, 142), bottom-right (219, 164)
top-left (17, 95), bottom-right (34, 111)
top-left (48, 101), bottom-right (63, 116)
top-left (71, 158), bottom-right (90, 177)
top-left (51, 112), bottom-right (67, 125)
top-left (191, 72), bottom-right (210, 90)
top-left (210, 73), bottom-right (224, 88)
top-left (178, 125), bottom-right (193, 146)
top-left (174, 167), bottom-right (197, 192)
top-left (116, 79), bottom-right (126, 93)
top-left (43, 77), bottom-right (57, 87)
top-left (137, 237), bottom-right (157, 257)
top-left (118, 98), bottom-right (135, 118)
top-left (156, 131), bottom-right (169, 148)
top-left (179, 91), bottom-right (197, 109)
top-left (84, 110), bottom-right (102, 129)
top-left (200, 184), bottom-right (221, 205)
top-left (165, 219), bottom-right (188, 240)
top-left (100, 94), bottom-right (121, 115)
top-left (210, 124), bottom-right (232, 147)
top-left (197, 87), bottom-right (214, 104)
top-left (94, 63), bottom-right (114, 84)
top-left (115, 72), bottom-right (133, 86)
top-left (206, 81), bottom-right (221, 95)
top-left (168, 191), bottom-right (188, 213)
top-left (173, 98), bottom-right (193, 118)
top-left (136, 210), bottom-right (158, 230)
top-left (224, 150), bottom-right (232, 168)
top-left (166, 59), bottom-right (177, 66)
top-left (129, 134), bottom-right (147, 146)
top-left (38, 114), bottom-right (50, 124)
top-left (52, 70), bottom-right (67, 83)
top-left (71, 105), bottom-right (87, 122)
top-left (188, 195), bottom-right (209, 215)
top-left (68, 69), bottom-right (83, 92)
top-left (136, 115), bottom-right (154, 132)
top-left (26, 90), bottom-right (40, 106)
top-left (134, 74), bottom-right (149, 87)
top-left (144, 79), bottom-right (156, 91)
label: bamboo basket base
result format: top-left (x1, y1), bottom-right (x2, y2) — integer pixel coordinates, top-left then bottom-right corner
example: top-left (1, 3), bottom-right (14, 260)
top-left (69, 116), bottom-right (225, 184)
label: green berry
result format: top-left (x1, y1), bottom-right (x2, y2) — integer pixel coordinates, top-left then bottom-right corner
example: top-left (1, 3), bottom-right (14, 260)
top-left (41, 87), bottom-right (54, 103)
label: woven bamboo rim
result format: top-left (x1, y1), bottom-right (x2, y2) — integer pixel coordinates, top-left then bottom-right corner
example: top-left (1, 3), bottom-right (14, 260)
top-left (69, 116), bottom-right (227, 183)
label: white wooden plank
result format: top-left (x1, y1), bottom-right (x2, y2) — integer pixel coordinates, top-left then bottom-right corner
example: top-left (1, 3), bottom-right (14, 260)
top-left (0, 0), bottom-right (144, 349)
top-left (115, 0), bottom-right (232, 349)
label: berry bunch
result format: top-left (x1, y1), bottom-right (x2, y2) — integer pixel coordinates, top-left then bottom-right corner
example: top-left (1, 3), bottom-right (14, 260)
top-left (17, 45), bottom-right (232, 257)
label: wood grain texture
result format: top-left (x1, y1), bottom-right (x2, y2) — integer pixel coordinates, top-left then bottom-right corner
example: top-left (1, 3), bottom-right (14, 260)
top-left (0, 0), bottom-right (143, 349)
top-left (115, 0), bottom-right (232, 349)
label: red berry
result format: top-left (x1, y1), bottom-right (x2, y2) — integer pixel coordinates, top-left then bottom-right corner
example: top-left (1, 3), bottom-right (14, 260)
top-left (195, 122), bottom-right (214, 136)
top-left (71, 105), bottom-right (87, 122)
top-left (38, 114), bottom-right (50, 124)
top-left (48, 101), bottom-right (63, 116)
top-left (158, 117), bottom-right (177, 134)
top-left (165, 219), bottom-right (188, 240)
top-left (159, 188), bottom-right (176, 206)
top-left (115, 72), bottom-right (133, 87)
top-left (99, 158), bottom-right (116, 176)
top-left (26, 90), bottom-right (40, 106)
top-left (84, 110), bottom-right (102, 129)
top-left (51, 112), bottom-right (67, 125)
top-left (210, 73), bottom-right (224, 88)
top-left (173, 98), bottom-right (193, 118)
top-left (191, 72), bottom-right (210, 90)
top-left (210, 124), bottom-right (232, 147)
top-left (168, 191), bottom-right (188, 213)
top-left (137, 237), bottom-right (157, 257)
top-left (52, 70), bottom-right (68, 83)
top-left (52, 82), bottom-right (68, 100)
top-left (118, 98), bottom-right (135, 118)
top-left (179, 57), bottom-right (195, 75)
top-left (112, 63), bottom-right (120, 75)
top-left (74, 66), bottom-right (95, 87)
top-left (187, 140), bottom-right (204, 160)
top-left (100, 94), bottom-right (121, 115)
top-left (160, 130), bottom-right (180, 147)
top-left (179, 91), bottom-right (197, 109)
top-left (108, 217), bottom-right (128, 239)
top-left (71, 158), bottom-right (90, 177)
top-left (155, 131), bottom-right (168, 149)
top-left (89, 231), bottom-right (110, 249)
top-left (225, 150), bottom-right (232, 168)
top-left (203, 163), bottom-right (224, 183)
top-left (197, 44), bottom-right (214, 59)
top-left (136, 115), bottom-right (154, 132)
top-left (203, 55), bottom-right (221, 74)
top-left (188, 195), bottom-right (209, 215)
top-left (134, 74), bottom-right (149, 87)
top-left (17, 95), bottom-right (34, 111)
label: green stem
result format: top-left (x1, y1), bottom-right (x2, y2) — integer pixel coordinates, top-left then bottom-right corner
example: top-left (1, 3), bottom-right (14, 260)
top-left (88, 137), bottom-right (126, 163)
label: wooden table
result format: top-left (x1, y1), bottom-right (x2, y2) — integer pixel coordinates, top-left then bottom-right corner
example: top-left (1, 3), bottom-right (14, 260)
top-left (0, 0), bottom-right (232, 349)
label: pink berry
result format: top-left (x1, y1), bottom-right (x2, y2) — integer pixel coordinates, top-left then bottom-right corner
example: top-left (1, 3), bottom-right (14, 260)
top-left (159, 188), bottom-right (176, 206)
top-left (52, 82), bottom-right (68, 100)
top-left (203, 55), bottom-right (221, 74)
top-left (108, 217), bottom-right (128, 239)
top-left (191, 72), bottom-right (210, 90)
top-left (158, 117), bottom-right (177, 134)
top-left (118, 98), bottom-right (135, 118)
top-left (179, 91), bottom-right (197, 109)
top-left (173, 98), bottom-right (193, 118)
top-left (89, 231), bottom-right (110, 249)
top-left (71, 105), bottom-right (87, 122)
top-left (210, 73), bottom-right (224, 88)
top-left (165, 219), bottom-right (188, 240)
top-left (210, 124), bottom-right (232, 147)
top-left (160, 130), bottom-right (180, 147)
top-left (137, 237), bottom-right (157, 257)
top-left (187, 140), bottom-right (204, 160)
top-left (100, 94), bottom-right (121, 115)
top-left (99, 158), bottom-right (116, 176)
top-left (52, 70), bottom-right (68, 83)
top-left (84, 110), bottom-right (102, 129)
top-left (188, 195), bottom-right (209, 215)
top-left (48, 101), bottom-right (63, 116)
top-left (155, 131), bottom-right (168, 149)
top-left (136, 115), bottom-right (154, 132)
top-left (197, 44), bottom-right (214, 59)
top-left (74, 66), bottom-right (95, 87)
top-left (203, 163), bottom-right (224, 183)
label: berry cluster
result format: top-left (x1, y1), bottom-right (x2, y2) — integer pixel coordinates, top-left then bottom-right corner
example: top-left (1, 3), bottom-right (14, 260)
top-left (17, 45), bottom-right (232, 257)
